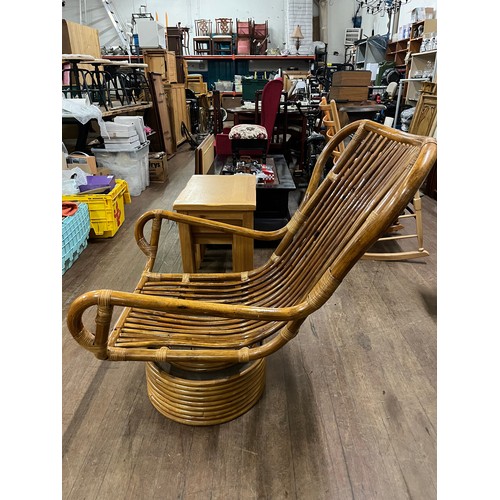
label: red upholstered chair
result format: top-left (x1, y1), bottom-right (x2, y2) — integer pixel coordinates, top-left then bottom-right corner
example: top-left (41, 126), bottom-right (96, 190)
top-left (228, 78), bottom-right (283, 165)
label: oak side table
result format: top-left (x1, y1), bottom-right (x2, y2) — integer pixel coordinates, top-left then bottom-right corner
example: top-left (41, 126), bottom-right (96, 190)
top-left (173, 174), bottom-right (256, 272)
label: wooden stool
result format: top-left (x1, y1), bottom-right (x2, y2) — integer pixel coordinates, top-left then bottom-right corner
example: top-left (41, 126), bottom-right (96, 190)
top-left (173, 174), bottom-right (256, 272)
top-left (83, 58), bottom-right (113, 109)
top-left (119, 62), bottom-right (149, 104)
top-left (62, 54), bottom-right (96, 99)
top-left (102, 61), bottom-right (132, 106)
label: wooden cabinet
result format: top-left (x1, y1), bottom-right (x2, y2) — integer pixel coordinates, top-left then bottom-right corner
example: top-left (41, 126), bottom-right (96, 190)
top-left (385, 18), bottom-right (437, 80)
top-left (148, 72), bottom-right (176, 155)
top-left (385, 18), bottom-right (437, 104)
top-left (405, 50), bottom-right (437, 103)
top-left (143, 49), bottom-right (178, 83)
top-left (385, 38), bottom-right (410, 73)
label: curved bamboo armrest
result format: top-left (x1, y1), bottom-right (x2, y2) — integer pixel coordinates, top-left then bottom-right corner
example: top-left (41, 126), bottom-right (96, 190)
top-left (67, 288), bottom-right (312, 360)
top-left (134, 209), bottom-right (288, 257)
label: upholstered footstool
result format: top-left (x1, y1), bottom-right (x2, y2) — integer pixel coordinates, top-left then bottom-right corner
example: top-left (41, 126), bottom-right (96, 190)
top-left (228, 123), bottom-right (268, 166)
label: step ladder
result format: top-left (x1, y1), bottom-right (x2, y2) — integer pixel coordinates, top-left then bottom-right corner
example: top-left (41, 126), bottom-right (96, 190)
top-left (102, 0), bottom-right (131, 55)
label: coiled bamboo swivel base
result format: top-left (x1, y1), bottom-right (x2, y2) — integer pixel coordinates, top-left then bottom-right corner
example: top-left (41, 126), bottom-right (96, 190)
top-left (145, 359), bottom-right (266, 426)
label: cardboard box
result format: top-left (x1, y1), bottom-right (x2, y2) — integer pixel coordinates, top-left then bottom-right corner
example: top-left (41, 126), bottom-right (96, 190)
top-left (66, 153), bottom-right (97, 175)
top-left (411, 7), bottom-right (435, 23)
top-left (283, 71), bottom-right (309, 92)
top-left (329, 86), bottom-right (369, 102)
top-left (95, 167), bottom-right (113, 176)
top-left (332, 70), bottom-right (371, 87)
top-left (422, 19), bottom-right (437, 35)
top-left (149, 152), bottom-right (168, 183)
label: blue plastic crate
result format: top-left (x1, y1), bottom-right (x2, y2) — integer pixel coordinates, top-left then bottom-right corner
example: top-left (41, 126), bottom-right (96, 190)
top-left (62, 203), bottom-right (91, 275)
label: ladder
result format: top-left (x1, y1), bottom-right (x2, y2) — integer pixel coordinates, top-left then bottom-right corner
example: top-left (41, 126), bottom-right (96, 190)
top-left (101, 0), bottom-right (131, 55)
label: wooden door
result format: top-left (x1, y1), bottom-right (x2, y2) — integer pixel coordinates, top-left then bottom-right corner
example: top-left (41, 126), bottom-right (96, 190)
top-left (168, 83), bottom-right (189, 147)
top-left (148, 72), bottom-right (176, 155)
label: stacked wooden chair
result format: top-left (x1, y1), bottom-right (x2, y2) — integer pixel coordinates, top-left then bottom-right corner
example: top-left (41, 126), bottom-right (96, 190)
top-left (252, 20), bottom-right (269, 54)
top-left (236, 18), bottom-right (253, 55)
top-left (67, 120), bottom-right (437, 426)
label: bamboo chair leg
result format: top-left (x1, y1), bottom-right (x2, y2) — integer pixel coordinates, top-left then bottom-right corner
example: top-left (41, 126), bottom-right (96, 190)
top-left (363, 191), bottom-right (430, 261)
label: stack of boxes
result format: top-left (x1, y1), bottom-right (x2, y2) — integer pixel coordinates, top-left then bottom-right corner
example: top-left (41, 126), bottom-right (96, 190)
top-left (91, 116), bottom-right (150, 196)
top-left (329, 70), bottom-right (372, 103)
top-left (104, 122), bottom-right (141, 150)
top-left (103, 116), bottom-right (146, 151)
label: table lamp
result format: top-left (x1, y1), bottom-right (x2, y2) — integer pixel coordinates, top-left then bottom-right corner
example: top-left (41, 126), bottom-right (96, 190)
top-left (292, 25), bottom-right (304, 54)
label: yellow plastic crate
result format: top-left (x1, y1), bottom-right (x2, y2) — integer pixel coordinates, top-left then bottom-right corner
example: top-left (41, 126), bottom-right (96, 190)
top-left (62, 179), bottom-right (132, 238)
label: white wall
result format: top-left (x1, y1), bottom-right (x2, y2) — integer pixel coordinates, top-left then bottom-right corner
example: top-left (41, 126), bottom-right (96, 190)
top-left (63, 0), bottom-right (291, 53)
top-left (326, 0), bottom-right (437, 64)
top-left (62, 0), bottom-right (437, 62)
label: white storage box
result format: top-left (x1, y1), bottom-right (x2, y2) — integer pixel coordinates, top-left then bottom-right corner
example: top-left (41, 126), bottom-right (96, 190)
top-left (114, 116), bottom-right (146, 143)
top-left (215, 81), bottom-right (233, 92)
top-left (91, 141), bottom-right (150, 196)
top-left (104, 122), bottom-right (136, 138)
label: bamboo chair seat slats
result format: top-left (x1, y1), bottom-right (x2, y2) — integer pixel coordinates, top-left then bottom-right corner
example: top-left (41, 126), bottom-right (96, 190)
top-left (67, 120), bottom-right (437, 425)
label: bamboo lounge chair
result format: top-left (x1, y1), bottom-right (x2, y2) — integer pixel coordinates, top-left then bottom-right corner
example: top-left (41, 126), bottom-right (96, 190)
top-left (66, 120), bottom-right (437, 426)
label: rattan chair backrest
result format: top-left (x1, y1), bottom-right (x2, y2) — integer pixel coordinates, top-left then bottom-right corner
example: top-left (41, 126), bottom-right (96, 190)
top-left (256, 120), bottom-right (437, 310)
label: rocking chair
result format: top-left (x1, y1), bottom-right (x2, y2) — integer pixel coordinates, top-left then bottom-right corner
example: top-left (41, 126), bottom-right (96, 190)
top-left (319, 99), bottom-right (432, 261)
top-left (67, 120), bottom-right (437, 426)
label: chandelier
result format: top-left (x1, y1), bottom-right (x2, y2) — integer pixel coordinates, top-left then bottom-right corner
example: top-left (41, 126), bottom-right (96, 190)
top-left (356, 0), bottom-right (410, 17)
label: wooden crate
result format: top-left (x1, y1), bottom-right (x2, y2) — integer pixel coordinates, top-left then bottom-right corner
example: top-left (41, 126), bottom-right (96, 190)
top-left (331, 70), bottom-right (372, 87)
top-left (329, 86), bottom-right (369, 102)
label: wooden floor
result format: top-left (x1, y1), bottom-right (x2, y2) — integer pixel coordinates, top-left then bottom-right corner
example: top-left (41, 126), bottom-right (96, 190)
top-left (62, 144), bottom-right (437, 500)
